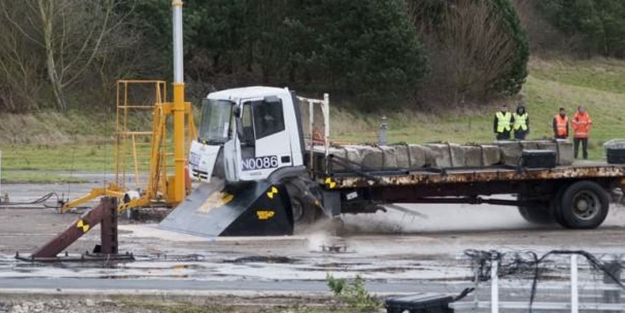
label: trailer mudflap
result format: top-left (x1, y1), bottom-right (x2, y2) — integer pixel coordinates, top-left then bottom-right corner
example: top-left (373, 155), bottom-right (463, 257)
top-left (158, 179), bottom-right (294, 237)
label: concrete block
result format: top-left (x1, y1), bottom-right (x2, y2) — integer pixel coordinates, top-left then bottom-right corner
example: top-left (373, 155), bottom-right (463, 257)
top-left (481, 145), bottom-right (501, 166)
top-left (463, 146), bottom-right (483, 167)
top-left (556, 140), bottom-right (574, 165)
top-left (407, 144), bottom-right (428, 168)
top-left (394, 145), bottom-right (411, 169)
top-left (497, 141), bottom-right (523, 166)
top-left (448, 144), bottom-right (466, 167)
top-left (359, 145), bottom-right (384, 170)
top-left (379, 146), bottom-right (398, 170)
top-left (343, 145), bottom-right (364, 169)
top-left (326, 147), bottom-right (347, 171)
top-left (425, 144), bottom-right (452, 168)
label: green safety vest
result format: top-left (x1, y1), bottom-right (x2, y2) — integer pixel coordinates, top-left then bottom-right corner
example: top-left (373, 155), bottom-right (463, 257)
top-left (513, 112), bottom-right (528, 131)
top-left (496, 112), bottom-right (512, 133)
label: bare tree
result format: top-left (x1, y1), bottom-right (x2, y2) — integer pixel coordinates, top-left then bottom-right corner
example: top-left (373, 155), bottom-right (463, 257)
top-left (0, 0), bottom-right (130, 111)
top-left (409, 0), bottom-right (522, 104)
top-left (511, 0), bottom-right (578, 55)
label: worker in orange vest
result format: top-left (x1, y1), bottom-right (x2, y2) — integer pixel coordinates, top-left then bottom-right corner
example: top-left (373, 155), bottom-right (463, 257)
top-left (552, 107), bottom-right (569, 139)
top-left (572, 105), bottom-right (593, 159)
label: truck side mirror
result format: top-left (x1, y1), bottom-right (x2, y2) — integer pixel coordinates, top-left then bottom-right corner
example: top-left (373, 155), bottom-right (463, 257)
top-left (233, 105), bottom-right (241, 118)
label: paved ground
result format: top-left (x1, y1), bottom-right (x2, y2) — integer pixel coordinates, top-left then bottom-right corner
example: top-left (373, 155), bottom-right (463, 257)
top-left (1, 181), bottom-right (625, 311)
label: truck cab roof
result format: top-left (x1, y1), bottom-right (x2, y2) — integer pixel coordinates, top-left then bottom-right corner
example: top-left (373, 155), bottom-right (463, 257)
top-left (207, 86), bottom-right (290, 102)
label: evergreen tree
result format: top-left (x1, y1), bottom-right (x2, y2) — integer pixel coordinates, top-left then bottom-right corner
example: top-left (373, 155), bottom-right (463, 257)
top-left (537, 0), bottom-right (625, 57)
top-left (491, 0), bottom-right (529, 96)
top-left (128, 0), bottom-right (427, 110)
top-left (292, 0), bottom-right (427, 109)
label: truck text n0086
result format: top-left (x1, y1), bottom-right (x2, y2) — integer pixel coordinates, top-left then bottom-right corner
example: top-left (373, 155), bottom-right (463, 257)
top-left (242, 156), bottom-right (279, 171)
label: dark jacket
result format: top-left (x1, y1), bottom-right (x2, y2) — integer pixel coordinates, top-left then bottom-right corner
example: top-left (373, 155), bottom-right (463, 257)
top-left (514, 106), bottom-right (529, 130)
top-left (493, 111), bottom-right (513, 133)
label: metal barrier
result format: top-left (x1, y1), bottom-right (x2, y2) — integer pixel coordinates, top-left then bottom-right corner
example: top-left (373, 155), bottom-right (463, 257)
top-left (452, 253), bottom-right (625, 312)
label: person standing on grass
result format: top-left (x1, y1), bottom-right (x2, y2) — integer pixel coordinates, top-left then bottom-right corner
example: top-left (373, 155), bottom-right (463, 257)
top-left (493, 103), bottom-right (512, 141)
top-left (553, 107), bottom-right (569, 139)
top-left (572, 105), bottom-right (593, 159)
top-left (512, 104), bottom-right (529, 140)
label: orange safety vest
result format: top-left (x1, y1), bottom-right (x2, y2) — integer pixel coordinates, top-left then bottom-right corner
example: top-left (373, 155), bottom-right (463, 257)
top-left (312, 130), bottom-right (325, 145)
top-left (554, 114), bottom-right (568, 137)
top-left (572, 112), bottom-right (592, 138)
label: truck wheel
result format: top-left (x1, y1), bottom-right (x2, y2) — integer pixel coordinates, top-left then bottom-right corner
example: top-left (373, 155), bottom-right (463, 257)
top-left (558, 181), bottom-right (609, 229)
top-left (517, 195), bottom-right (554, 225)
top-left (289, 194), bottom-right (321, 225)
top-left (284, 178), bottom-right (323, 226)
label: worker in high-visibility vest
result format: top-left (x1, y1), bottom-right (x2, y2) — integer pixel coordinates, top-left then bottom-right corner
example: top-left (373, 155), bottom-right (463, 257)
top-left (512, 104), bottom-right (529, 140)
top-left (552, 107), bottom-right (569, 139)
top-left (572, 105), bottom-right (593, 159)
top-left (493, 103), bottom-right (512, 141)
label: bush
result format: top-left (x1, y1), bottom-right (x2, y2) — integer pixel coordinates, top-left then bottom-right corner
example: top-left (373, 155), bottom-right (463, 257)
top-left (327, 274), bottom-right (381, 312)
top-left (408, 0), bottom-right (529, 104)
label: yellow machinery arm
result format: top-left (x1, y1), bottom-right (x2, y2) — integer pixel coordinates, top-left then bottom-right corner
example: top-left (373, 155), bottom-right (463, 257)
top-left (60, 184), bottom-right (125, 213)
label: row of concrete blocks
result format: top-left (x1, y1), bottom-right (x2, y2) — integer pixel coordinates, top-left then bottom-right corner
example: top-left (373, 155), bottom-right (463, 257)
top-left (322, 140), bottom-right (574, 171)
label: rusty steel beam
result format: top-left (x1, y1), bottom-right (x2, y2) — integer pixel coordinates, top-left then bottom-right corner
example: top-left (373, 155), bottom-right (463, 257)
top-left (327, 165), bottom-right (625, 189)
top-left (100, 198), bottom-right (118, 254)
top-left (31, 197), bottom-right (117, 258)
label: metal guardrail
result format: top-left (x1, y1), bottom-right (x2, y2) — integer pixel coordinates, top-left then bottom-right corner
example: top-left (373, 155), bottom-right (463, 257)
top-left (451, 301), bottom-right (625, 311)
top-left (453, 255), bottom-right (625, 312)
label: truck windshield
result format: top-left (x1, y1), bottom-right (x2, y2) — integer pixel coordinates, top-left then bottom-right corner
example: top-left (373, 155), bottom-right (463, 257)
top-left (198, 99), bottom-right (233, 144)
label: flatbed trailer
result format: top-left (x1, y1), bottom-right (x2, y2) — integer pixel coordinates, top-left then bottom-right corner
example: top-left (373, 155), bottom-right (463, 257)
top-left (313, 156), bottom-right (625, 230)
top-left (171, 86), bottom-right (625, 237)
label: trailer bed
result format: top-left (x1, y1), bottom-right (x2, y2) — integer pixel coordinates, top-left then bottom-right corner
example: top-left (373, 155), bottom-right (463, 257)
top-left (327, 163), bottom-right (625, 189)
top-left (304, 146), bottom-right (625, 230)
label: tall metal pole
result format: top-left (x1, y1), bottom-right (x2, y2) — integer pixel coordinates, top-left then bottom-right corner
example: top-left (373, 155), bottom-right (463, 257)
top-left (172, 0), bottom-right (185, 203)
top-left (491, 259), bottom-right (498, 313)
top-left (571, 254), bottom-right (579, 313)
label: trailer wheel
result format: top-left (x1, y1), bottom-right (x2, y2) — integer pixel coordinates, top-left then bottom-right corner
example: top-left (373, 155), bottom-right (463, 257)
top-left (558, 181), bottom-right (609, 229)
top-left (517, 206), bottom-right (554, 225)
top-left (517, 195), bottom-right (554, 225)
top-left (550, 185), bottom-right (568, 228)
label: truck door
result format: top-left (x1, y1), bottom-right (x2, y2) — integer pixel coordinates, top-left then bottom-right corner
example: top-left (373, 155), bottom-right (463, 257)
top-left (238, 96), bottom-right (292, 181)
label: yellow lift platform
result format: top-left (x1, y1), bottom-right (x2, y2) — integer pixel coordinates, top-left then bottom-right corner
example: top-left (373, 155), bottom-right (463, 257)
top-left (60, 80), bottom-right (196, 214)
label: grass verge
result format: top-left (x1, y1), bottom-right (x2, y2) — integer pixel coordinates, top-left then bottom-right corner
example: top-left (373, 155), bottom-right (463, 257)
top-left (121, 298), bottom-right (351, 313)
top-left (0, 56), bottom-right (623, 173)
top-left (1, 171), bottom-right (88, 184)
top-left (331, 57), bottom-right (625, 160)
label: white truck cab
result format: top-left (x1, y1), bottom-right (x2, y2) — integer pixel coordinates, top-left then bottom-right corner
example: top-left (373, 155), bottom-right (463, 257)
top-left (189, 86), bottom-right (305, 183)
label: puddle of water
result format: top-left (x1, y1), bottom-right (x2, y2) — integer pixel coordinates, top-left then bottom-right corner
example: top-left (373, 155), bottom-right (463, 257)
top-left (226, 256), bottom-right (296, 264)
